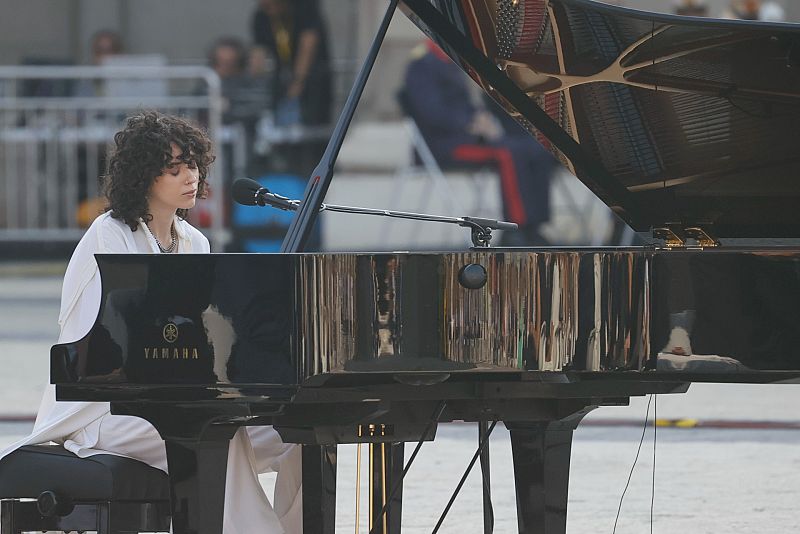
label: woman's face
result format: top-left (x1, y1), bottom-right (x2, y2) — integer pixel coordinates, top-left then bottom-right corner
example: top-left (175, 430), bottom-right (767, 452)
top-left (148, 144), bottom-right (200, 214)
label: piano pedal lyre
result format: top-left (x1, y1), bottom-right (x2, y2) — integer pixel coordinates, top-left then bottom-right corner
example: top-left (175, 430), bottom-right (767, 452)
top-left (353, 424), bottom-right (395, 534)
top-left (357, 423), bottom-right (393, 439)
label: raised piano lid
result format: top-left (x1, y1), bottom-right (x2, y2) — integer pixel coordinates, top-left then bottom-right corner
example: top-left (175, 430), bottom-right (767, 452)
top-left (400, 0), bottom-right (800, 238)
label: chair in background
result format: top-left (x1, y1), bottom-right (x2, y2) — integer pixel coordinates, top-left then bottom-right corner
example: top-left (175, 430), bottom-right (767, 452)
top-left (391, 89), bottom-right (619, 246)
top-left (380, 90), bottom-right (499, 247)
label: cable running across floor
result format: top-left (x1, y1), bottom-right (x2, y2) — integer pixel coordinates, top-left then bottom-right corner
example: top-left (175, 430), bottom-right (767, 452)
top-left (612, 394), bottom-right (654, 534)
top-left (430, 419), bottom-right (497, 534)
top-left (651, 394), bottom-right (658, 534)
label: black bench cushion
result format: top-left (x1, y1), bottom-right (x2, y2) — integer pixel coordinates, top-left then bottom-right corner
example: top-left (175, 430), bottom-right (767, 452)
top-left (0, 444), bottom-right (169, 501)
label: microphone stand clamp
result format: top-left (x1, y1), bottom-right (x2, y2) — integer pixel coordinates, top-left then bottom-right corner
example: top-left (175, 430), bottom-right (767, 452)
top-left (466, 223), bottom-right (492, 248)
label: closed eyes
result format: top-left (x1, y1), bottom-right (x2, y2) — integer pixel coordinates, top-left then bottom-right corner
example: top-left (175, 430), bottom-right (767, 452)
top-left (167, 162), bottom-right (198, 176)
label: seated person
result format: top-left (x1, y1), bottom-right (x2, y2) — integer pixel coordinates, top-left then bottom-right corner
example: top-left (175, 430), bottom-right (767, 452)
top-left (674, 0), bottom-right (708, 16)
top-left (0, 112), bottom-right (300, 533)
top-left (73, 29), bottom-right (125, 98)
top-left (403, 40), bottom-right (557, 246)
top-left (208, 37), bottom-right (271, 127)
top-left (722, 0), bottom-right (761, 19)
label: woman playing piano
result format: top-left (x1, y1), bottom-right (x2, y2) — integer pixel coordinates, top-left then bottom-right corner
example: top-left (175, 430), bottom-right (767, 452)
top-left (0, 111), bottom-right (301, 533)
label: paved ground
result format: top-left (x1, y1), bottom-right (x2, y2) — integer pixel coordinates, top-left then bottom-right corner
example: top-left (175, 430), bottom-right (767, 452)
top-left (2, 271), bottom-right (800, 533)
top-left (3, 421), bottom-right (799, 533)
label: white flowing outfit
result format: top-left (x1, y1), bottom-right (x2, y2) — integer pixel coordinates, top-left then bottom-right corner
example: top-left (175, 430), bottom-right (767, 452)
top-left (0, 212), bottom-right (301, 534)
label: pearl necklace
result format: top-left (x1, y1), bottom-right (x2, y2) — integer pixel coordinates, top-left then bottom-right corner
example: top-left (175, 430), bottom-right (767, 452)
top-left (147, 222), bottom-right (177, 253)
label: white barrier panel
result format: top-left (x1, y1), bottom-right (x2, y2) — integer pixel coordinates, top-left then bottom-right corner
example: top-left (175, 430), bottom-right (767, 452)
top-left (0, 65), bottom-right (230, 250)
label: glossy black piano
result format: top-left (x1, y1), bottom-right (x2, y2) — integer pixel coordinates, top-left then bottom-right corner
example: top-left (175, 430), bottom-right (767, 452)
top-left (51, 1), bottom-right (800, 533)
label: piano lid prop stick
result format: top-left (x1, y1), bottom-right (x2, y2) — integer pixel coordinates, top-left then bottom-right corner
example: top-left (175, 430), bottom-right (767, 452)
top-left (281, 0), bottom-right (401, 253)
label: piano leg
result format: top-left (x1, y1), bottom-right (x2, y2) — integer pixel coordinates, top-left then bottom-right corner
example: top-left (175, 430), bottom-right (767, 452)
top-left (302, 444), bottom-right (338, 534)
top-left (165, 438), bottom-right (233, 534)
top-left (370, 442), bottom-right (405, 534)
top-left (109, 403), bottom-right (247, 534)
top-left (506, 422), bottom-right (576, 534)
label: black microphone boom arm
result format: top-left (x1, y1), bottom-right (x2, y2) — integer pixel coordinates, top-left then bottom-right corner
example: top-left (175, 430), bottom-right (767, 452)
top-left (318, 205), bottom-right (515, 248)
top-left (232, 177), bottom-right (517, 247)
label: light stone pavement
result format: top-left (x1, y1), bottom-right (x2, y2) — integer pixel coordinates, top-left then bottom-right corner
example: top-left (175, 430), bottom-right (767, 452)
top-left (2, 272), bottom-right (800, 533)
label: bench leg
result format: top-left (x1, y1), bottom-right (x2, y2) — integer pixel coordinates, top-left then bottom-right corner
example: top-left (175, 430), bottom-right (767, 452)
top-left (1, 500), bottom-right (21, 534)
top-left (110, 403), bottom-right (242, 534)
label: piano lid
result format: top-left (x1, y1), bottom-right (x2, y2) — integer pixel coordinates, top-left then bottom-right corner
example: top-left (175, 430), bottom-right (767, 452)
top-left (401, 0), bottom-right (800, 238)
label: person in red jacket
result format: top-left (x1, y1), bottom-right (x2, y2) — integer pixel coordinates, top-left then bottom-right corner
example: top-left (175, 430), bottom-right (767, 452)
top-left (403, 40), bottom-right (557, 246)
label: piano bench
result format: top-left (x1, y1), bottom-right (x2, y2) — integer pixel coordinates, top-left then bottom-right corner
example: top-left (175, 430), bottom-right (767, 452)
top-left (0, 444), bottom-right (170, 534)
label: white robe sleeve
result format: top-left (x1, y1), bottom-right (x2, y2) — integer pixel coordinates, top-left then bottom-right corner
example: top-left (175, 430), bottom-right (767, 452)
top-left (199, 234), bottom-right (211, 253)
top-left (0, 215), bottom-right (205, 463)
top-left (0, 216), bottom-right (135, 462)
top-left (58, 215), bottom-right (132, 343)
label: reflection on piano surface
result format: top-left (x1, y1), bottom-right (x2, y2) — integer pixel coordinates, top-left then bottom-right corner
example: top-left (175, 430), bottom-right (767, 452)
top-left (53, 0), bottom-right (800, 533)
top-left (54, 250), bottom-right (800, 387)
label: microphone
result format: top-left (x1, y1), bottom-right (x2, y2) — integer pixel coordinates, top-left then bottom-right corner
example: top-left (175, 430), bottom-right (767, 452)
top-left (231, 178), bottom-right (298, 211)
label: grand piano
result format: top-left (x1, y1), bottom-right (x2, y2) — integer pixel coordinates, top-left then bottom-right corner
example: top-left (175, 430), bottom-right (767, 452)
top-left (51, 1), bottom-right (800, 533)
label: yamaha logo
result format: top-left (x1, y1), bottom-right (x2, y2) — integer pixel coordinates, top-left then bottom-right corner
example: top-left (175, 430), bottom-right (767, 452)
top-left (145, 321), bottom-right (199, 360)
top-left (163, 323), bottom-right (179, 343)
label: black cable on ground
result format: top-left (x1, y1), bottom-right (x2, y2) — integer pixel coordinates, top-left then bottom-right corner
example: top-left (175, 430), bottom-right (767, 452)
top-left (479, 423), bottom-right (494, 533)
top-left (480, 466), bottom-right (494, 533)
top-left (613, 394), bottom-right (654, 534)
top-left (430, 420), bottom-right (498, 534)
top-left (651, 394), bottom-right (658, 534)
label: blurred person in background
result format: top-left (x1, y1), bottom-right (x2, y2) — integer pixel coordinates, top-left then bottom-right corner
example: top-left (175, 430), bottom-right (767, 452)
top-left (18, 30), bottom-right (122, 99)
top-left (74, 30), bottom-right (127, 227)
top-left (90, 30), bottom-right (124, 64)
top-left (722, 0), bottom-right (785, 20)
top-left (248, 45), bottom-right (273, 79)
top-left (206, 37), bottom-right (273, 211)
top-left (208, 37), bottom-right (271, 127)
top-left (251, 0), bottom-right (332, 127)
top-left (674, 0), bottom-right (708, 16)
top-left (210, 37), bottom-right (248, 81)
top-left (0, 111), bottom-right (301, 534)
top-left (74, 30), bottom-right (124, 98)
top-left (403, 40), bottom-right (558, 246)
top-left (759, 2), bottom-right (786, 21)
top-left (722, 0), bottom-right (760, 19)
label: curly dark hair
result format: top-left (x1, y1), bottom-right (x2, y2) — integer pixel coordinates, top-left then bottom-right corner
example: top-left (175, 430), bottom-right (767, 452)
top-left (104, 111), bottom-right (215, 231)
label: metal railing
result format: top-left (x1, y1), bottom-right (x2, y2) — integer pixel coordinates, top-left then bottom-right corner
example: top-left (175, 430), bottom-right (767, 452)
top-left (0, 65), bottom-right (228, 249)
